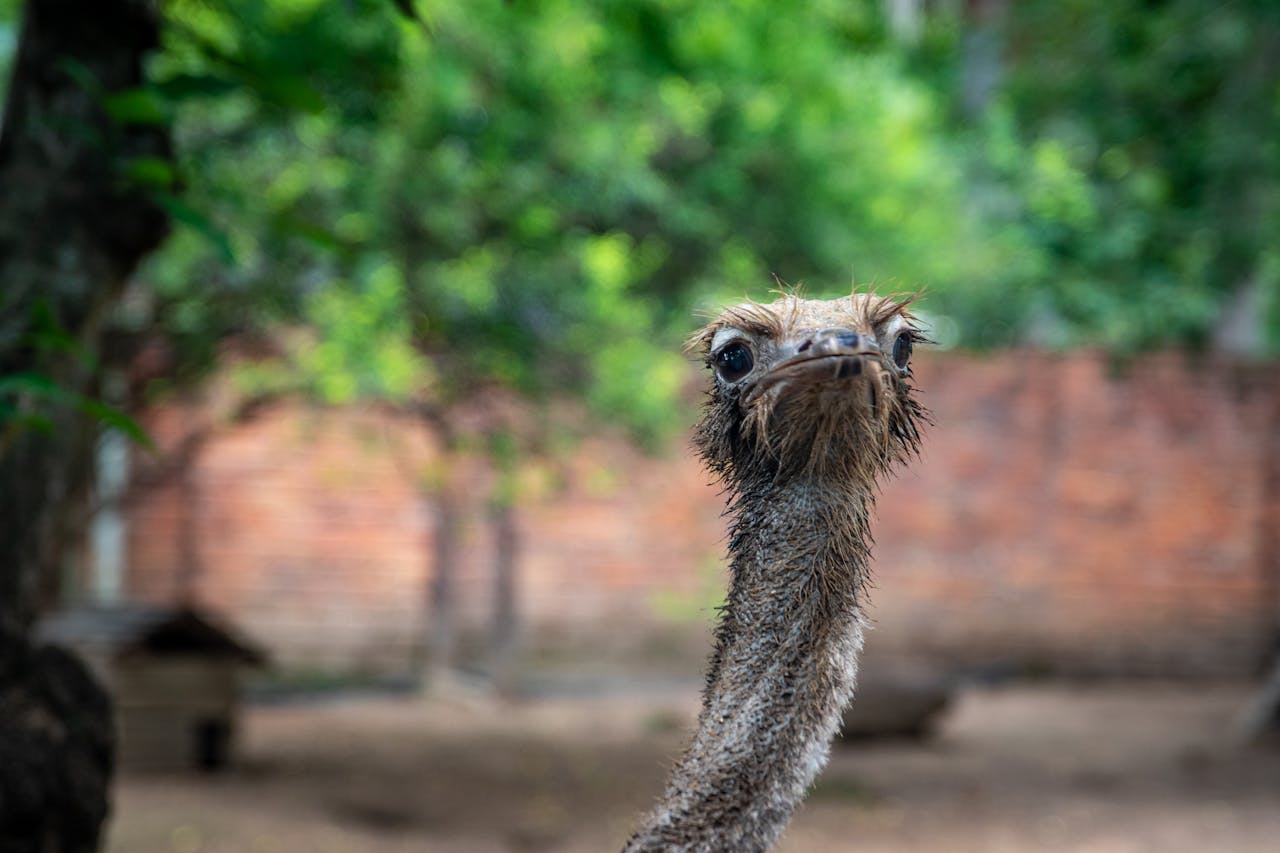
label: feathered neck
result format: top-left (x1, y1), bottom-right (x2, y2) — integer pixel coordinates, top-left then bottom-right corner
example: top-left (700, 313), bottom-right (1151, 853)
top-left (624, 475), bottom-right (873, 852)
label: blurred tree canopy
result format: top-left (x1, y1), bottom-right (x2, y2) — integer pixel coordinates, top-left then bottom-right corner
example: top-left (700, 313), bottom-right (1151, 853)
top-left (136, 0), bottom-right (1017, 448)
top-left (1, 0), bottom-right (1277, 456)
top-left (948, 0), bottom-right (1280, 354)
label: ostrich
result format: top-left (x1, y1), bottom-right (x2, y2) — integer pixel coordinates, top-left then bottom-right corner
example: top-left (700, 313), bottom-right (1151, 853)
top-left (624, 292), bottom-right (927, 852)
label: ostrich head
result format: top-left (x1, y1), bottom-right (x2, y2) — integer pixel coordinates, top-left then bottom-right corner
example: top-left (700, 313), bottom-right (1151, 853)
top-left (688, 293), bottom-right (927, 488)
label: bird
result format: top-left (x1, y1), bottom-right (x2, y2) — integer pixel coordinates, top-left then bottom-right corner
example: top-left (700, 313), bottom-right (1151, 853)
top-left (624, 292), bottom-right (927, 852)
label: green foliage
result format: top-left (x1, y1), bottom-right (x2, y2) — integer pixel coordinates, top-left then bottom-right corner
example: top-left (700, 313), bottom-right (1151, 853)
top-left (143, 0), bottom-right (1005, 450)
top-left (930, 0), bottom-right (1280, 353)
top-left (406, 0), bottom-right (1000, 401)
top-left (291, 260), bottom-right (433, 406)
top-left (0, 372), bottom-right (152, 448)
top-left (129, 0), bottom-right (1280, 462)
top-left (0, 1), bottom-right (19, 96)
top-left (0, 304), bottom-right (152, 458)
top-left (136, 0), bottom-right (401, 383)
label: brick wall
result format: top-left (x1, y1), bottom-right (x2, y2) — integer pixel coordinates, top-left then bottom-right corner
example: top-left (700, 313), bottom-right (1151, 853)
top-left (871, 353), bottom-right (1279, 676)
top-left (123, 351), bottom-right (1280, 677)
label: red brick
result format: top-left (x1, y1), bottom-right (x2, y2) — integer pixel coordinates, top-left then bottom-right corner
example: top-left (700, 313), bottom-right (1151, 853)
top-left (120, 353), bottom-right (1280, 677)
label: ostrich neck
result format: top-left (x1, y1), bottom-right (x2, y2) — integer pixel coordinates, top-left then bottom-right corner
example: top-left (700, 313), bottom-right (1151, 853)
top-left (625, 477), bottom-right (873, 853)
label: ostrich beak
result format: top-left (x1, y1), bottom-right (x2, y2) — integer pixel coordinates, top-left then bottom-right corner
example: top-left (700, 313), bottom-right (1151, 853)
top-left (743, 331), bottom-right (884, 408)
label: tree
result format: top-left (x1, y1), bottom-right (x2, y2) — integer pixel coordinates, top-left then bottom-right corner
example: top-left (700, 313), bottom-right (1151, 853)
top-left (0, 0), bottom-right (170, 848)
top-left (913, 0), bottom-right (1280, 353)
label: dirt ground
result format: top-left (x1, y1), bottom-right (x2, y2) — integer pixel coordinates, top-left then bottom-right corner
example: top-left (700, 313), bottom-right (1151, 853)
top-left (107, 682), bottom-right (1280, 853)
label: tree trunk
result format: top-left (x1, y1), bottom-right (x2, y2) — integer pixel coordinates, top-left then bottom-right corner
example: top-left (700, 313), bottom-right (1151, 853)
top-left (884, 0), bottom-right (923, 45)
top-left (426, 470), bottom-right (463, 686)
top-left (960, 0), bottom-right (1007, 119)
top-left (490, 500), bottom-right (520, 697)
top-left (417, 413), bottom-right (466, 690)
top-left (0, 0), bottom-right (170, 849)
top-left (176, 458), bottom-right (204, 604)
top-left (1241, 375), bottom-right (1280, 740)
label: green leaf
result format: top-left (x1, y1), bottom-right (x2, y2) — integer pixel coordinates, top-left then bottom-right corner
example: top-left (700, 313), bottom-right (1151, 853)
top-left (103, 87), bottom-right (171, 126)
top-left (248, 72), bottom-right (327, 115)
top-left (77, 399), bottom-right (155, 450)
top-left (56, 57), bottom-right (104, 98)
top-left (154, 193), bottom-right (236, 264)
top-left (272, 212), bottom-right (352, 253)
top-left (123, 156), bottom-right (177, 189)
top-left (0, 371), bottom-right (62, 398)
top-left (0, 372), bottom-right (154, 448)
top-left (24, 301), bottom-right (96, 367)
top-left (152, 73), bottom-right (239, 101)
top-left (9, 412), bottom-right (55, 436)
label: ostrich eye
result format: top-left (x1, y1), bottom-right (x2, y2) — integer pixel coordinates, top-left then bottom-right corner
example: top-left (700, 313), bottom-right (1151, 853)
top-left (714, 342), bottom-right (754, 382)
top-left (892, 332), bottom-right (912, 369)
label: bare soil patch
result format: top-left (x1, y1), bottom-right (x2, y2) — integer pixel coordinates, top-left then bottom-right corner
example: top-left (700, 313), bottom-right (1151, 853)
top-left (107, 682), bottom-right (1280, 852)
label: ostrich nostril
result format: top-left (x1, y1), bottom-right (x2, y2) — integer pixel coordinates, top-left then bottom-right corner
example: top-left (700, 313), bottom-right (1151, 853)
top-left (802, 329), bottom-right (862, 353)
top-left (835, 332), bottom-right (861, 349)
top-left (813, 328), bottom-right (862, 350)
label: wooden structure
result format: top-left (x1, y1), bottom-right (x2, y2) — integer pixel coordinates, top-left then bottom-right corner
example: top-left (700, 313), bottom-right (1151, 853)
top-left (839, 648), bottom-right (954, 741)
top-left (36, 605), bottom-right (265, 772)
top-left (1239, 654), bottom-right (1280, 743)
